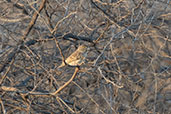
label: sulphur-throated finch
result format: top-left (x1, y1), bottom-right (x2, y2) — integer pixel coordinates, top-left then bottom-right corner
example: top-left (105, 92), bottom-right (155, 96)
top-left (58, 45), bottom-right (89, 68)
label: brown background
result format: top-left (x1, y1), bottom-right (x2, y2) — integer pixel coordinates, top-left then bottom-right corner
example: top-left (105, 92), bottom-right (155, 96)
top-left (0, 0), bottom-right (170, 114)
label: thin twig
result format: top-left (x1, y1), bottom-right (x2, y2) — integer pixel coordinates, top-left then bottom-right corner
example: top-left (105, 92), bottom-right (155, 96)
top-left (51, 67), bottom-right (79, 95)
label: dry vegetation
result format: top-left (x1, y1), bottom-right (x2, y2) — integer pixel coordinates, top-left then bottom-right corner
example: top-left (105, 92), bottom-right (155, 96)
top-left (0, 0), bottom-right (171, 114)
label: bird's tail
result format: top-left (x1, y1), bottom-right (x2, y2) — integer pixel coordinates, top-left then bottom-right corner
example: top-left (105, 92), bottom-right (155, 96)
top-left (58, 62), bottom-right (65, 68)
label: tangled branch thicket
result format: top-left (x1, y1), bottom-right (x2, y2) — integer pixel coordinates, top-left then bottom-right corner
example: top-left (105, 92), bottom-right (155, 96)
top-left (0, 0), bottom-right (170, 114)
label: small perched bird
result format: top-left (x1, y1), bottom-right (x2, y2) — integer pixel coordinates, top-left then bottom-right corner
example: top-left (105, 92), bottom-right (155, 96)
top-left (58, 45), bottom-right (89, 68)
